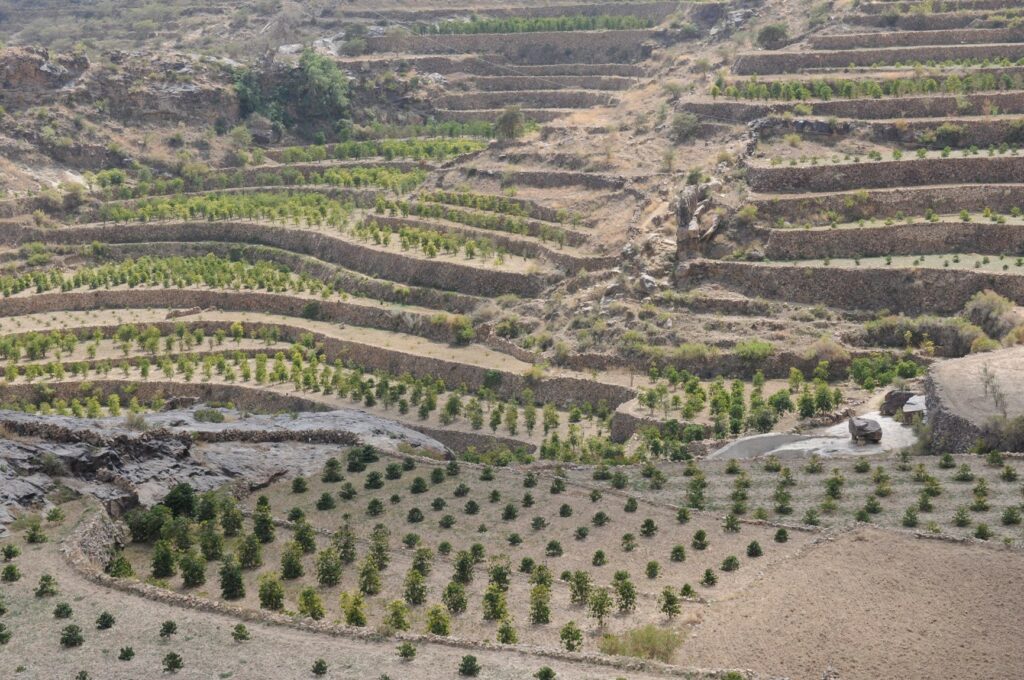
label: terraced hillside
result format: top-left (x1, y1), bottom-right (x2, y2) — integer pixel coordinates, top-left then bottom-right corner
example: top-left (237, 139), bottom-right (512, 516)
top-left (2, 1), bottom-right (1024, 679)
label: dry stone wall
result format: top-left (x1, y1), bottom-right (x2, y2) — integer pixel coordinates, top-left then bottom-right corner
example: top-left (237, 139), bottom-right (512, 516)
top-left (471, 75), bottom-right (635, 91)
top-left (860, 0), bottom-right (1020, 13)
top-left (365, 29), bottom-right (658, 65)
top-left (369, 215), bottom-right (612, 273)
top-left (808, 27), bottom-right (1024, 50)
top-left (0, 221), bottom-right (550, 297)
top-left (338, 56), bottom-right (647, 78)
top-left (436, 89), bottom-right (617, 110)
top-left (98, 240), bottom-right (481, 314)
top-left (847, 12), bottom-right (987, 30)
top-left (753, 184), bottom-right (1024, 223)
top-left (0, 288), bottom-right (461, 344)
top-left (682, 259), bottom-right (1024, 314)
top-left (685, 91), bottom-right (1024, 122)
top-left (762, 222), bottom-right (1024, 260)
top-left (734, 43), bottom-right (1024, 75)
top-left (748, 155), bottom-right (1024, 193)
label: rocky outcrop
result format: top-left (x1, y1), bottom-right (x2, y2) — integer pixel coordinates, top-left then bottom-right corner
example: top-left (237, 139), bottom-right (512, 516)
top-left (0, 47), bottom-right (88, 100)
top-left (881, 390), bottom-right (915, 417)
top-left (849, 417), bottom-right (882, 443)
top-left (0, 405), bottom-right (450, 531)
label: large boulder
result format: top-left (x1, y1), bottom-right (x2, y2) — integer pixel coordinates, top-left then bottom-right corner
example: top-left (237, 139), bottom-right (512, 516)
top-left (849, 416), bottom-right (882, 443)
top-left (880, 390), bottom-right (915, 417)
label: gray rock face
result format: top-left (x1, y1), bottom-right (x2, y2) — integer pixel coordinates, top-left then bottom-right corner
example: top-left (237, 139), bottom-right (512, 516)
top-left (880, 390), bottom-right (915, 417)
top-left (903, 395), bottom-right (927, 417)
top-left (849, 416), bottom-right (883, 443)
top-left (0, 405), bottom-right (449, 534)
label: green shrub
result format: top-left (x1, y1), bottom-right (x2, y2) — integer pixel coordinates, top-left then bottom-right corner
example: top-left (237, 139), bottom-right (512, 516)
top-left (597, 624), bottom-right (682, 662)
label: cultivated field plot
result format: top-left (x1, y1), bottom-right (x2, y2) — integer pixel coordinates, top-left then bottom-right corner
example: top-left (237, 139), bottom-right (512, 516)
top-left (4, 0), bottom-right (1024, 678)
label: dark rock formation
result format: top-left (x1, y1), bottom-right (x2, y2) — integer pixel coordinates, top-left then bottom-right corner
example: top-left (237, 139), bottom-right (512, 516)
top-left (881, 390), bottom-right (915, 417)
top-left (849, 417), bottom-right (883, 443)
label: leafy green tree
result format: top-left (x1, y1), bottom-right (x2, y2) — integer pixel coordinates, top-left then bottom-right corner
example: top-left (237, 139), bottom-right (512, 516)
top-left (258, 574), bottom-right (285, 610)
top-left (495, 106), bottom-right (526, 141)
top-left (559, 621), bottom-right (583, 652)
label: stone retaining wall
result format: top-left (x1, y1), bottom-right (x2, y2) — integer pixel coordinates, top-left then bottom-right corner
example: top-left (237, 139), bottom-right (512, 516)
top-left (748, 155), bottom-right (1024, 193)
top-left (0, 381), bottom-right (333, 416)
top-left (681, 259), bottom-right (1024, 314)
top-left (436, 89), bottom-right (617, 110)
top-left (567, 347), bottom-right (858, 382)
top-left (0, 379), bottom-right (525, 456)
top-left (753, 184), bottom-right (1024, 223)
top-left (369, 215), bottom-right (613, 274)
top-left (924, 374), bottom-right (980, 453)
top-left (860, 0), bottom-right (1019, 13)
top-left (338, 56), bottom-right (648, 78)
top-left (847, 11), bottom-right (987, 31)
top-left (808, 27), bottom-right (1024, 50)
top-left (333, 1), bottom-right (684, 23)
top-left (99, 240), bottom-right (481, 314)
top-left (685, 91), bottom-right (1024, 123)
top-left (762, 221), bottom-right (1024, 260)
top-left (436, 108), bottom-right (569, 124)
top-left (0, 288), bottom-right (462, 344)
top-left (0, 221), bottom-right (550, 297)
top-left (733, 43), bottom-right (1024, 75)
top-left (462, 167), bottom-right (626, 191)
top-left (470, 75), bottom-right (636, 91)
top-left (375, 205), bottom-right (589, 247)
top-left (0, 315), bottom-right (634, 410)
top-left (365, 29), bottom-right (658, 65)
top-left (864, 115), bottom-right (1024, 149)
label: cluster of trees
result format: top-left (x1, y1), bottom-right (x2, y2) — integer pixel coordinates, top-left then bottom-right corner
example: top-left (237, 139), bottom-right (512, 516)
top-left (236, 50), bottom-right (350, 132)
top-left (98, 191), bottom-right (353, 228)
top-left (413, 14), bottom-right (653, 35)
top-left (98, 165), bottom-right (427, 201)
top-left (1, 254), bottom-right (332, 299)
top-left (355, 220), bottom-right (506, 263)
top-left (714, 68), bottom-right (1024, 101)
top-left (375, 197), bottom-right (568, 245)
top-left (275, 138), bottom-right (485, 163)
top-left (353, 120), bottom-right (497, 140)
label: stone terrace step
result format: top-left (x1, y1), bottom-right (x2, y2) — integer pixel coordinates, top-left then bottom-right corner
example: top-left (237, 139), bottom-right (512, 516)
top-left (336, 56), bottom-right (648, 78)
top-left (435, 108), bottom-right (574, 123)
top-left (363, 28), bottom-right (659, 65)
top-left (747, 155), bottom-right (1024, 194)
top-left (1, 220), bottom-right (554, 297)
top-left (758, 114), bottom-right (1024, 149)
top-left (682, 90), bottom-right (1024, 123)
top-left (467, 75), bottom-right (636, 91)
top-left (682, 258), bottom-right (1024, 315)
top-left (733, 43), bottom-right (1024, 75)
top-left (759, 219), bottom-right (1024, 260)
top-left (434, 89), bottom-right (618, 110)
top-left (96, 240), bottom-right (483, 314)
top-left (808, 27), bottom-right (1024, 50)
top-left (847, 9), bottom-right (1015, 31)
top-left (750, 183), bottom-right (1024, 224)
top-left (329, 0), bottom-right (682, 23)
top-left (859, 0), bottom-right (1021, 13)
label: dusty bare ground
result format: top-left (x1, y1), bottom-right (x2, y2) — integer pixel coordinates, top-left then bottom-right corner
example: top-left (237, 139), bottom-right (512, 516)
top-left (683, 526), bottom-right (1024, 680)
